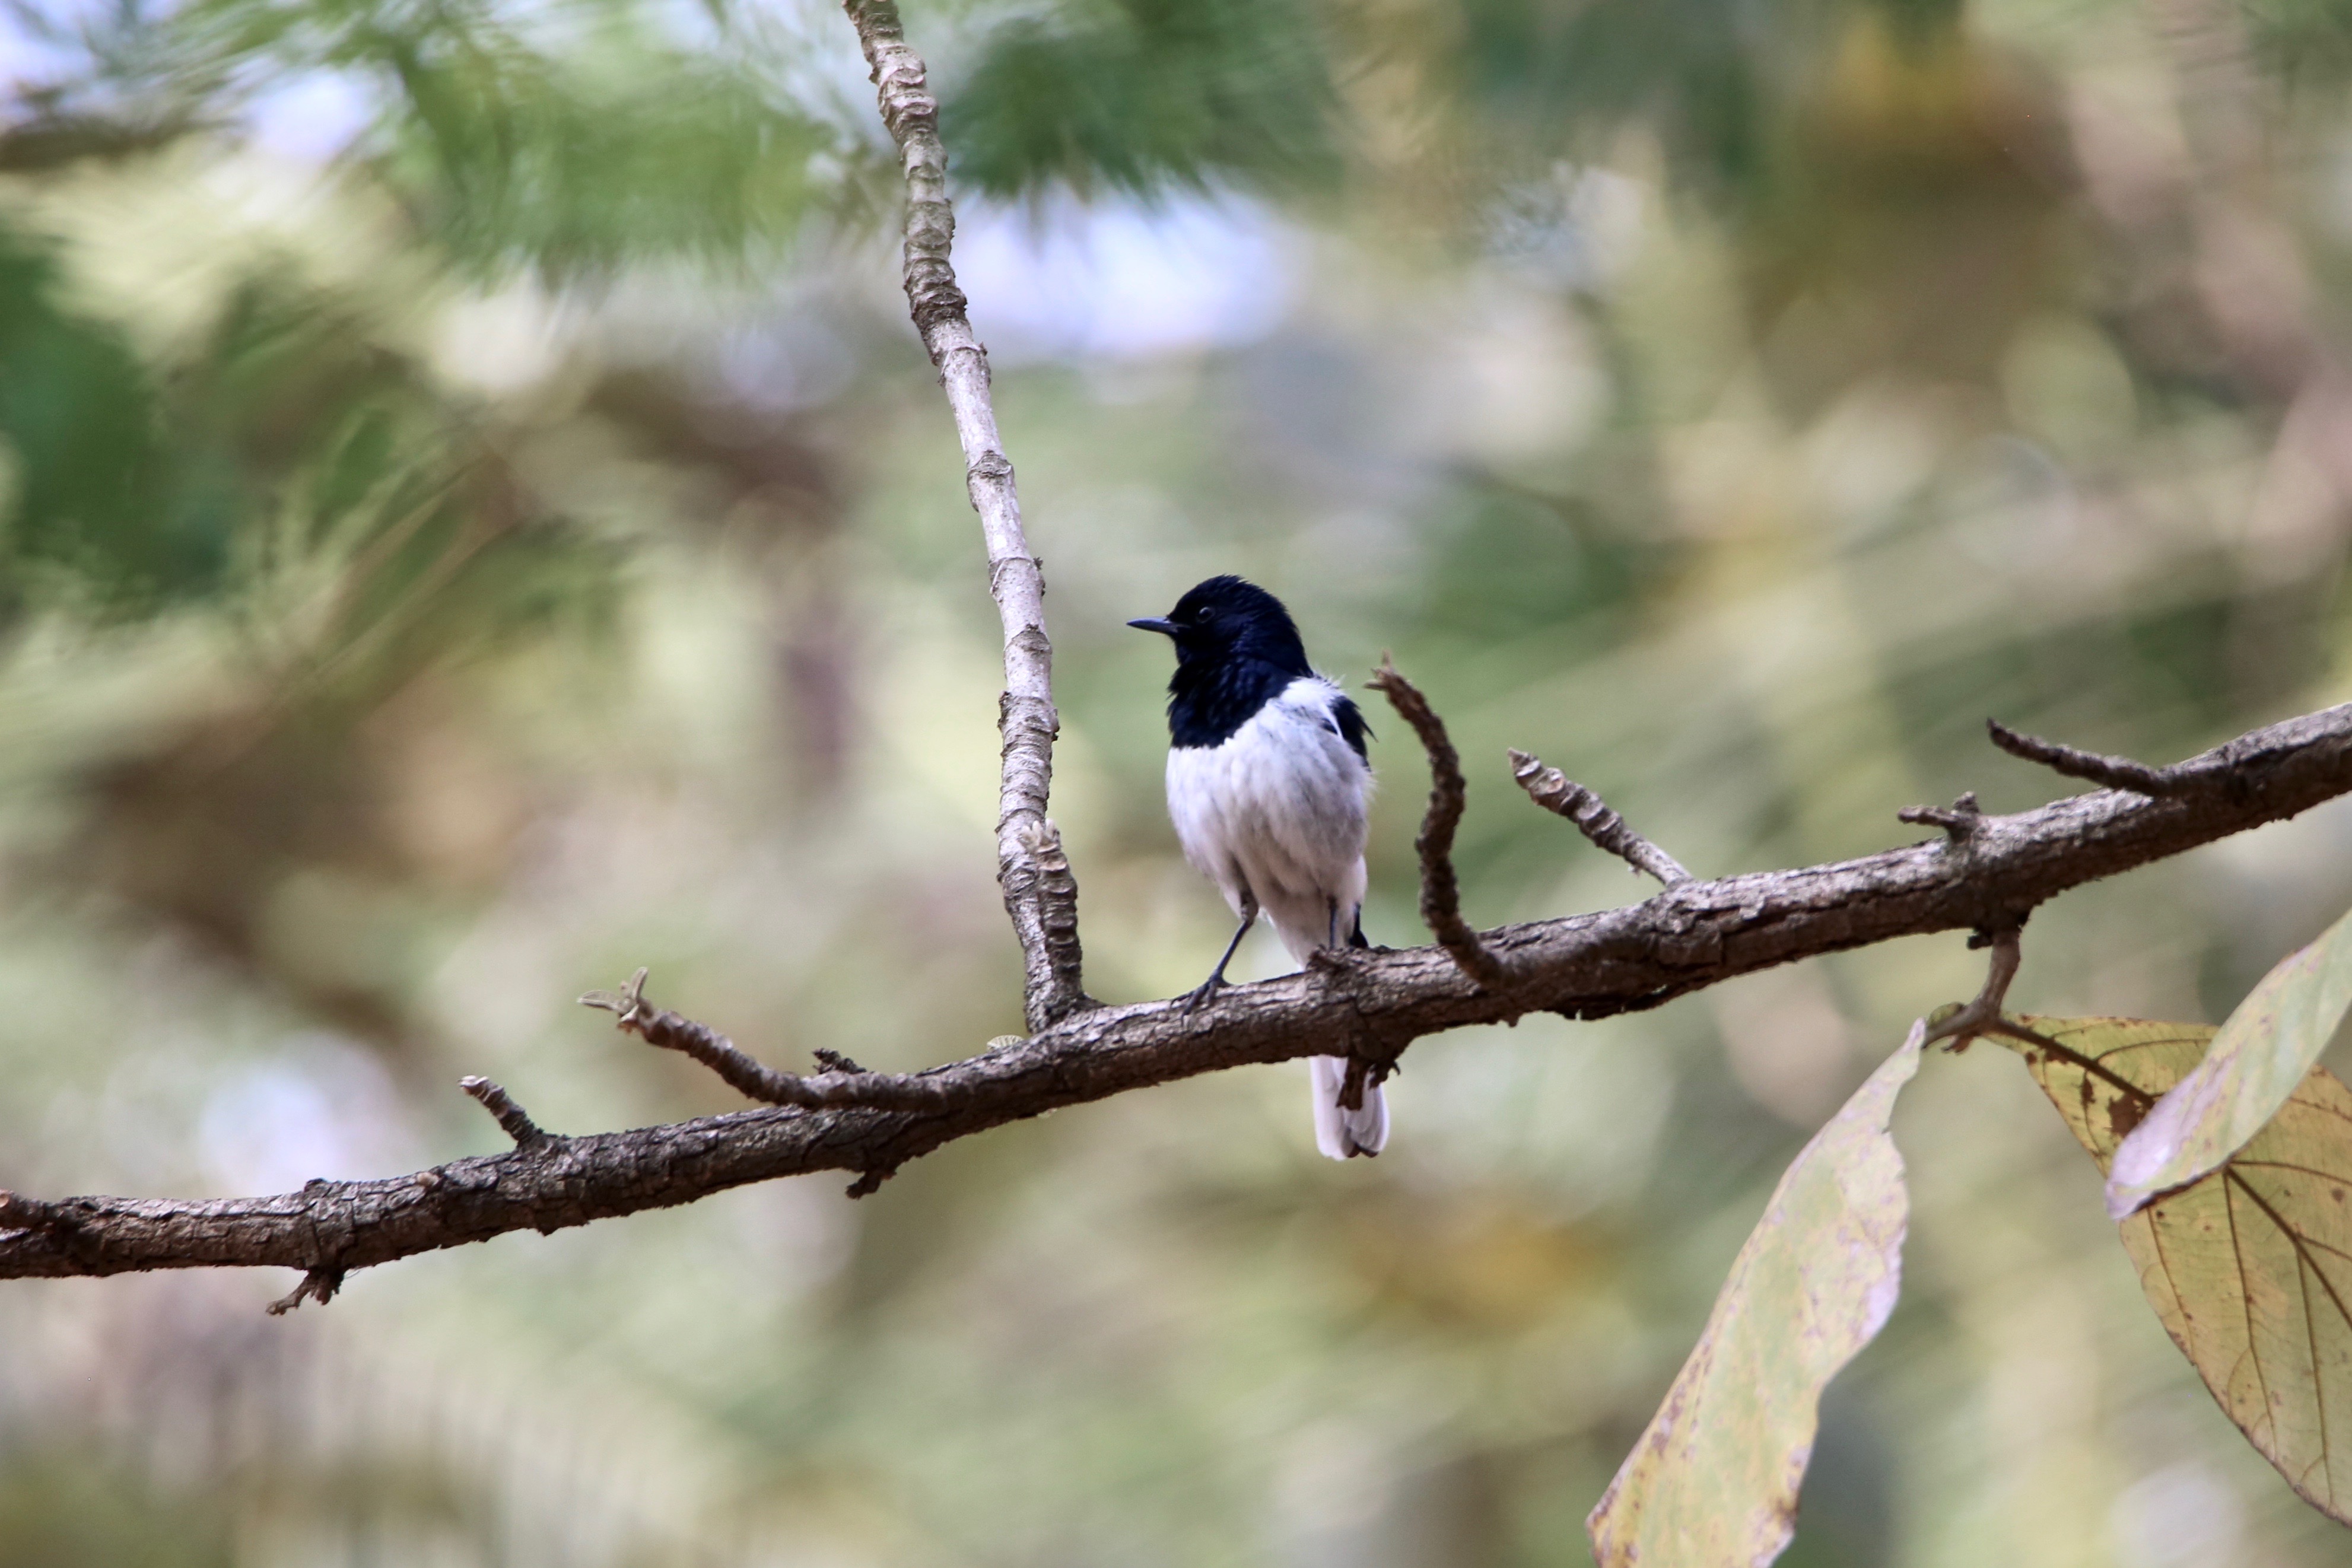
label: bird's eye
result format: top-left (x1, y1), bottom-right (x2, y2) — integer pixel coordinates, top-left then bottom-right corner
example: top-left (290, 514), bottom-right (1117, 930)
top-left (1196, 606), bottom-right (1216, 623)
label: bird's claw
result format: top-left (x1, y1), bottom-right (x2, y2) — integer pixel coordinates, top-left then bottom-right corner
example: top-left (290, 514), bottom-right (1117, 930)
top-left (1181, 975), bottom-right (1226, 1015)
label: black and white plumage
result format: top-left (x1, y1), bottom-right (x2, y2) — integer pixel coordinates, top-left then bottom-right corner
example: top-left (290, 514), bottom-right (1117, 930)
top-left (1129, 576), bottom-right (1387, 1159)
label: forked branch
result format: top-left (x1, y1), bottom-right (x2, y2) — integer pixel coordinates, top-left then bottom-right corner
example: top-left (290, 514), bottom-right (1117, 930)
top-left (9, 0), bottom-right (2352, 1310)
top-left (1921, 927), bottom-right (2023, 1049)
top-left (7, 704), bottom-right (2352, 1292)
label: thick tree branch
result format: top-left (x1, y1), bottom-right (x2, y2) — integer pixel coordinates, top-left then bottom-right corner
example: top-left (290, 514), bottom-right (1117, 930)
top-left (1509, 749), bottom-right (1694, 886)
top-left (843, 0), bottom-right (1089, 1031)
top-left (1368, 659), bottom-right (1507, 987)
top-left (10, 703), bottom-right (2352, 1296)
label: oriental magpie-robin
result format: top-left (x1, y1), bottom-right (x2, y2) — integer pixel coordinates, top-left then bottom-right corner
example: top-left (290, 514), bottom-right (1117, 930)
top-left (1129, 576), bottom-right (1387, 1159)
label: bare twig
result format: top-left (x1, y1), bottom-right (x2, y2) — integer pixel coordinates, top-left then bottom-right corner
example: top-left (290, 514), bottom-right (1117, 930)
top-left (1899, 791), bottom-right (1984, 841)
top-left (1921, 927), bottom-right (2022, 1050)
top-left (1368, 658), bottom-right (1508, 988)
top-left (580, 969), bottom-right (952, 1111)
top-left (842, 0), bottom-right (1088, 1032)
top-left (1987, 719), bottom-right (2188, 796)
top-left (1508, 749), bottom-right (1693, 886)
top-left (460, 1077), bottom-right (551, 1148)
top-left (9, 700), bottom-right (2352, 1296)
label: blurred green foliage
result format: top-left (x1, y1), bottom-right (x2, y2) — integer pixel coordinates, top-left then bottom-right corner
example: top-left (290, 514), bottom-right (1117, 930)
top-left (4, 0), bottom-right (2352, 1564)
top-left (946, 0), bottom-right (1339, 196)
top-left (0, 227), bottom-right (234, 612)
top-left (0, 1448), bottom-right (234, 1567)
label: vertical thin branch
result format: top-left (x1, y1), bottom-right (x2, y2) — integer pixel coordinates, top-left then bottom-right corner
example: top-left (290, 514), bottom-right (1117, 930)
top-left (842, 0), bottom-right (1089, 1031)
top-left (1366, 658), bottom-right (1507, 988)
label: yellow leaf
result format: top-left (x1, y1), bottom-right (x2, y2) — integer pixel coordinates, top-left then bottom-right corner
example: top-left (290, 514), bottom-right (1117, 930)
top-left (2108, 907), bottom-right (2352, 1219)
top-left (2002, 1015), bottom-right (2352, 1525)
top-left (1588, 1022), bottom-right (1922, 1568)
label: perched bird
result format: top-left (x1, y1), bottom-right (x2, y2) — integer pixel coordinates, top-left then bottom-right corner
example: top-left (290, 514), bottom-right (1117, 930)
top-left (1129, 575), bottom-right (1387, 1159)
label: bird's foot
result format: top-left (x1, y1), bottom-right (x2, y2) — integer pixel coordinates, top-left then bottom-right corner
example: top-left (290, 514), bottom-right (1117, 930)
top-left (1307, 944), bottom-right (1377, 981)
top-left (1181, 974), bottom-right (1228, 1015)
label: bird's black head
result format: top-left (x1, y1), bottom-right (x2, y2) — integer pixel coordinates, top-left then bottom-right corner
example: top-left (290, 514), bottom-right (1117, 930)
top-left (1130, 576), bottom-right (1323, 748)
top-left (1127, 575), bottom-right (1311, 675)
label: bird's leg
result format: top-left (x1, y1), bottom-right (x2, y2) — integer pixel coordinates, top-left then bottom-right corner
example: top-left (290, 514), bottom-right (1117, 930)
top-left (1184, 891), bottom-right (1258, 1013)
top-left (1307, 899), bottom-right (1374, 980)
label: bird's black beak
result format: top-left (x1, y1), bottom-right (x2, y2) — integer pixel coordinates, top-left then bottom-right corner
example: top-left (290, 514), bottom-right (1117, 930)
top-left (1127, 617), bottom-right (1180, 637)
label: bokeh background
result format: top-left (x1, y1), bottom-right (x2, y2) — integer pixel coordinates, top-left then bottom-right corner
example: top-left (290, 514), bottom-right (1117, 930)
top-left (5, 0), bottom-right (2352, 1561)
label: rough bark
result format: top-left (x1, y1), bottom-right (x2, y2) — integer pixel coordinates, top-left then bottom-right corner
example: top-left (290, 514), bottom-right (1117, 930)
top-left (11, 0), bottom-right (2352, 1306)
top-left (1509, 749), bottom-right (1695, 887)
top-left (7, 701), bottom-right (2352, 1290)
top-left (1370, 659), bottom-right (1506, 988)
top-left (843, 0), bottom-right (1088, 1031)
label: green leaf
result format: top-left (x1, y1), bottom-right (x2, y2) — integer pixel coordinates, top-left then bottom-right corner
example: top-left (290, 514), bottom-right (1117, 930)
top-left (1587, 1022), bottom-right (1922, 1568)
top-left (2107, 906), bottom-right (2352, 1219)
top-left (2001, 1016), bottom-right (2352, 1525)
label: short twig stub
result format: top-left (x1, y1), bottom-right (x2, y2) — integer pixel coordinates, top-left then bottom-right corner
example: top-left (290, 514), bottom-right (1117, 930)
top-left (460, 1076), bottom-right (551, 1149)
top-left (265, 1267), bottom-right (345, 1316)
top-left (1508, 749), bottom-right (1693, 886)
top-left (1898, 792), bottom-right (1984, 842)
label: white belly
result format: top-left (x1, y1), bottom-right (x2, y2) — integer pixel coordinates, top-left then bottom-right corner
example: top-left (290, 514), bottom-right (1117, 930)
top-left (1167, 676), bottom-right (1371, 961)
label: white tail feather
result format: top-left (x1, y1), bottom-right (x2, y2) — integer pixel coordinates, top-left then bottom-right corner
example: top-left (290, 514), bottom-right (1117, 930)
top-left (1309, 1055), bottom-right (1388, 1159)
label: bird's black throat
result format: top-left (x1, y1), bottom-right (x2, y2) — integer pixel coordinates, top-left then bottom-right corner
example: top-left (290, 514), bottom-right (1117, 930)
top-left (1166, 654), bottom-right (1302, 749)
top-left (1165, 653), bottom-right (1371, 761)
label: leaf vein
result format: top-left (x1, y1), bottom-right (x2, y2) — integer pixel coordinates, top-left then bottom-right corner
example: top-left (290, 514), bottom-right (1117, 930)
top-left (2303, 1243), bottom-right (2334, 1503)
top-left (2227, 1158), bottom-right (2352, 1187)
top-left (2227, 1176), bottom-right (2281, 1445)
